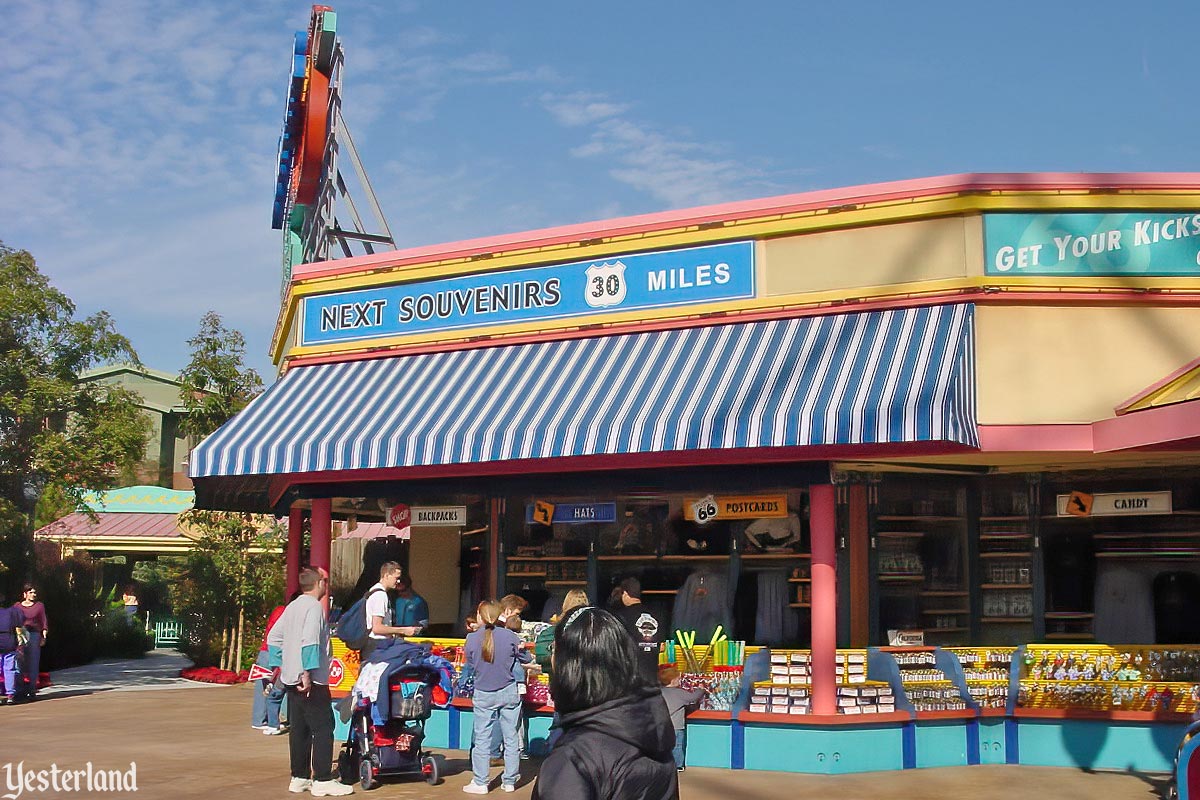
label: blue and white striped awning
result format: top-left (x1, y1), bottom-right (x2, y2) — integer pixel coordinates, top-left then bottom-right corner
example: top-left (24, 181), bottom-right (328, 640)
top-left (190, 304), bottom-right (976, 479)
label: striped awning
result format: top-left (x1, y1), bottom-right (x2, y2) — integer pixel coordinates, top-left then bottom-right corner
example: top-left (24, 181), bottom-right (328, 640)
top-left (190, 303), bottom-right (976, 479)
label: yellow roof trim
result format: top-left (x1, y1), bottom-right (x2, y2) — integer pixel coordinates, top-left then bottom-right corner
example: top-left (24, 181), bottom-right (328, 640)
top-left (271, 189), bottom-right (1200, 364)
top-left (1119, 358), bottom-right (1200, 414)
top-left (279, 276), bottom-right (1200, 364)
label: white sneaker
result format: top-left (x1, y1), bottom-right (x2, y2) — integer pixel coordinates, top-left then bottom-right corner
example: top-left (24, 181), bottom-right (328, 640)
top-left (262, 727), bottom-right (284, 735)
top-left (462, 782), bottom-right (489, 794)
top-left (252, 724), bottom-right (270, 730)
top-left (311, 779), bottom-right (353, 796)
top-left (502, 785), bottom-right (516, 793)
top-left (288, 778), bottom-right (312, 793)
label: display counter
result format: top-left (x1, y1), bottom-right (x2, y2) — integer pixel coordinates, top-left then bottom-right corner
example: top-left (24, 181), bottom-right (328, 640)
top-left (329, 632), bottom-right (1198, 775)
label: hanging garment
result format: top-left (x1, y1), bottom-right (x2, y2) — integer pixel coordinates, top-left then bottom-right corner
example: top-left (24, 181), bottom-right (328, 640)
top-left (743, 515), bottom-right (802, 552)
top-left (1045, 533), bottom-right (1095, 612)
top-left (733, 571), bottom-right (758, 642)
top-left (1093, 564), bottom-right (1155, 644)
top-left (672, 570), bottom-right (731, 641)
top-left (754, 570), bottom-right (795, 645)
top-left (1154, 571), bottom-right (1200, 644)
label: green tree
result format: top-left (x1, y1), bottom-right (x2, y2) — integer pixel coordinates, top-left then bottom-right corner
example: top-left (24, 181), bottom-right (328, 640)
top-left (0, 244), bottom-right (150, 589)
top-left (178, 311), bottom-right (263, 440)
top-left (172, 511), bottom-right (284, 671)
top-left (170, 312), bottom-right (277, 670)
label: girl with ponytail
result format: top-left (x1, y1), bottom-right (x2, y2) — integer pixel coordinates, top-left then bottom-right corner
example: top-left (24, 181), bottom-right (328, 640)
top-left (464, 599), bottom-right (530, 793)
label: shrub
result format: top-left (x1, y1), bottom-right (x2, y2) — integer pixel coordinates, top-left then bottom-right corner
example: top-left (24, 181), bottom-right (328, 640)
top-left (93, 610), bottom-right (153, 659)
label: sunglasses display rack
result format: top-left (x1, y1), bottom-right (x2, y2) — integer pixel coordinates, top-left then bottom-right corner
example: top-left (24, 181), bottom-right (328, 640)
top-left (946, 647), bottom-right (1016, 710)
top-left (1016, 644), bottom-right (1200, 716)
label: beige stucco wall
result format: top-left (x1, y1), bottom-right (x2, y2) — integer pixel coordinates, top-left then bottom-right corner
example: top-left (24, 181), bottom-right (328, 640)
top-left (976, 305), bottom-right (1200, 424)
top-left (407, 527), bottom-right (461, 627)
top-left (761, 216), bottom-right (981, 296)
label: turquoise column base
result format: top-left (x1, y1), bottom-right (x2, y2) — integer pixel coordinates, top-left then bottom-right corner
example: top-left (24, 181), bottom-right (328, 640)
top-left (685, 719), bottom-right (733, 769)
top-left (913, 720), bottom-right (970, 769)
top-left (978, 719), bottom-right (1008, 765)
top-left (742, 722), bottom-right (906, 774)
top-left (1018, 719), bottom-right (1186, 772)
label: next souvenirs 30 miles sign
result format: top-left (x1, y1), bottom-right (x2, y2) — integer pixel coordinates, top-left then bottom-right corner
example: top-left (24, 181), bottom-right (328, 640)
top-left (299, 241), bottom-right (755, 347)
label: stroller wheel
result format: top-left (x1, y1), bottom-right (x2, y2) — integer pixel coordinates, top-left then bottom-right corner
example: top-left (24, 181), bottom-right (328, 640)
top-left (422, 754), bottom-right (441, 786)
top-left (359, 759), bottom-right (376, 791)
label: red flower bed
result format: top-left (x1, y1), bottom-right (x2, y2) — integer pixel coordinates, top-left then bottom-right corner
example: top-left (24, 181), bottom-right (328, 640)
top-left (180, 666), bottom-right (249, 684)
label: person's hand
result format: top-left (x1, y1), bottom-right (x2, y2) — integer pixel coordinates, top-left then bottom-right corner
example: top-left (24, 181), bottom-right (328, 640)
top-left (41, 632), bottom-right (47, 645)
top-left (400, 626), bottom-right (421, 637)
top-left (298, 670), bottom-right (311, 694)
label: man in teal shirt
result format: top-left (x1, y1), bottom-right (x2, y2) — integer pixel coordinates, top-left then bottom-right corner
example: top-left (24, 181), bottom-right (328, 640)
top-left (392, 574), bottom-right (430, 633)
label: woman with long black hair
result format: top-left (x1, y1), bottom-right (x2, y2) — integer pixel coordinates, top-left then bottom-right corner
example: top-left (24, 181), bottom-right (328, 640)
top-left (533, 606), bottom-right (677, 800)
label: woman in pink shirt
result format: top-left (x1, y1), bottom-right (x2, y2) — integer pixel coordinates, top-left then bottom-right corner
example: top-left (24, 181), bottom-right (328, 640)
top-left (15, 584), bottom-right (47, 700)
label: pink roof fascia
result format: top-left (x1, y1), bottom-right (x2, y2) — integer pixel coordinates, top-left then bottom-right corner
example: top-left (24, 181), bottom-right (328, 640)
top-left (291, 172), bottom-right (1200, 283)
top-left (35, 513), bottom-right (184, 539)
top-left (1094, 397), bottom-right (1200, 453)
top-left (977, 404), bottom-right (1200, 454)
top-left (339, 522), bottom-right (400, 540)
top-left (976, 424), bottom-right (1094, 453)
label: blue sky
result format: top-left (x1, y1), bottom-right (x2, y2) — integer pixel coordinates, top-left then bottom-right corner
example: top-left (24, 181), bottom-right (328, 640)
top-left (3, 0), bottom-right (1197, 381)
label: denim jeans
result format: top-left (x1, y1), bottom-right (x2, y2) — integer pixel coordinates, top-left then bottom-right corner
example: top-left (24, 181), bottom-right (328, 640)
top-left (672, 727), bottom-right (686, 769)
top-left (471, 684), bottom-right (521, 788)
top-left (1, 652), bottom-right (18, 698)
top-left (20, 632), bottom-right (41, 698)
top-left (251, 650), bottom-right (285, 728)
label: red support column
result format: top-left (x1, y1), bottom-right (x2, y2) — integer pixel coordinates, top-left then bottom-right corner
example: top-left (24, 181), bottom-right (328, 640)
top-left (487, 498), bottom-right (502, 600)
top-left (809, 483), bottom-right (838, 716)
top-left (286, 505), bottom-right (304, 599)
top-left (310, 498), bottom-right (333, 613)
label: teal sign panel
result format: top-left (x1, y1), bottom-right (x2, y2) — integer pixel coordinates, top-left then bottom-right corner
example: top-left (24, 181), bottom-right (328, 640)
top-left (299, 241), bottom-right (755, 347)
top-left (984, 213), bottom-right (1200, 276)
top-left (81, 486), bottom-right (195, 514)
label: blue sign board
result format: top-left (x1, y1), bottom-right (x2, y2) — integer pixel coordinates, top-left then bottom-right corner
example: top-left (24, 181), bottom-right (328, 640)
top-left (299, 241), bottom-right (756, 347)
top-left (525, 503), bottom-right (617, 525)
top-left (984, 212), bottom-right (1200, 276)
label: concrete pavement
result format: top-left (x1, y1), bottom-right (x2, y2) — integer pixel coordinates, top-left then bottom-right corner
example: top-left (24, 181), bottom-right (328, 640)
top-left (34, 649), bottom-right (223, 699)
top-left (0, 675), bottom-right (1174, 800)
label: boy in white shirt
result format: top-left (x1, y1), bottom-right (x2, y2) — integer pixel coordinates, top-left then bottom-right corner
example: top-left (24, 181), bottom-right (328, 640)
top-left (363, 562), bottom-right (420, 659)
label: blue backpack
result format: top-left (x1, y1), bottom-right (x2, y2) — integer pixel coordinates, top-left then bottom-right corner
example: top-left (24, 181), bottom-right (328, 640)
top-left (335, 586), bottom-right (386, 650)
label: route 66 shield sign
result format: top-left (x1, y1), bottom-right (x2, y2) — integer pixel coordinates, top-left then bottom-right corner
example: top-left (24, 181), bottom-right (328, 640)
top-left (584, 261), bottom-right (628, 308)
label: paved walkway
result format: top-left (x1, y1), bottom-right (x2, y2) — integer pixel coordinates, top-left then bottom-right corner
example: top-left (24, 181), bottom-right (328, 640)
top-left (37, 648), bottom-right (222, 699)
top-left (0, 675), bottom-right (1174, 800)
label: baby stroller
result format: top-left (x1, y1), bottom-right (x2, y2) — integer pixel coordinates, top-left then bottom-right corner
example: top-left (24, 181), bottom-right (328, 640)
top-left (1169, 718), bottom-right (1200, 800)
top-left (338, 663), bottom-right (446, 789)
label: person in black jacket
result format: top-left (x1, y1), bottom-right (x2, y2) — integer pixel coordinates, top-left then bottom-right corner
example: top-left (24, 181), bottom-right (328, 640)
top-left (533, 606), bottom-right (677, 800)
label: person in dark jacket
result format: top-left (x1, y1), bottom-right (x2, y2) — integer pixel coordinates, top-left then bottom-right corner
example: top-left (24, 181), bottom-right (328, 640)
top-left (0, 595), bottom-right (23, 704)
top-left (533, 606), bottom-right (677, 800)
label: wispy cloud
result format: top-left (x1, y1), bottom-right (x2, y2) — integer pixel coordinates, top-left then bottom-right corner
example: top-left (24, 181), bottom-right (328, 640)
top-left (541, 91), bottom-right (629, 127)
top-left (541, 92), bottom-right (775, 208)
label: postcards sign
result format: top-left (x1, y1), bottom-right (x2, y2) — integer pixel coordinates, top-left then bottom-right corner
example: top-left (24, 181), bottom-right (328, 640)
top-left (299, 241), bottom-right (755, 347)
